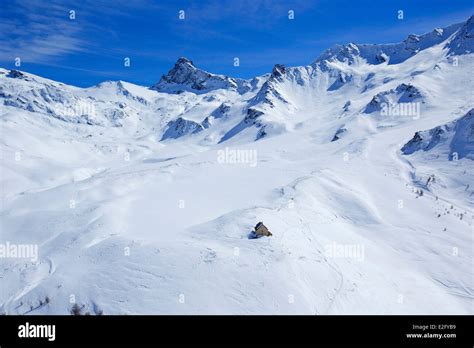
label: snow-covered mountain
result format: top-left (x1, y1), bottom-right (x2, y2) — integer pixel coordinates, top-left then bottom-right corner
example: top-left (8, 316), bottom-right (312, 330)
top-left (151, 57), bottom-right (258, 95)
top-left (1, 16), bottom-right (473, 315)
top-left (402, 108), bottom-right (474, 159)
top-left (363, 83), bottom-right (424, 114)
top-left (314, 15), bottom-right (472, 66)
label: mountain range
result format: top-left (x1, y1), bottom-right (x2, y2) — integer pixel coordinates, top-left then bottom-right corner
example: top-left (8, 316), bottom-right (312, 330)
top-left (0, 15), bottom-right (473, 315)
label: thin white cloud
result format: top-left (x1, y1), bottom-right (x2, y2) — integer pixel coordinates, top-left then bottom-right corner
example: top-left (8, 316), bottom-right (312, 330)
top-left (0, 0), bottom-right (87, 63)
top-left (0, 0), bottom-right (160, 64)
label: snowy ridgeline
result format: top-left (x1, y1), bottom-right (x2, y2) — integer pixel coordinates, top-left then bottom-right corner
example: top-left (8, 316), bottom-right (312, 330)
top-left (0, 15), bottom-right (473, 315)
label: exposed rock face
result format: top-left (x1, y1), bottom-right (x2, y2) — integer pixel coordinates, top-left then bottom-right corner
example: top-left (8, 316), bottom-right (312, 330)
top-left (247, 64), bottom-right (292, 109)
top-left (447, 15), bottom-right (474, 55)
top-left (401, 109), bottom-right (474, 159)
top-left (328, 72), bottom-right (353, 91)
top-left (270, 64), bottom-right (286, 80)
top-left (202, 103), bottom-right (232, 129)
top-left (7, 70), bottom-right (27, 79)
top-left (151, 57), bottom-right (239, 94)
top-left (211, 102), bottom-right (231, 118)
top-left (364, 84), bottom-right (424, 114)
top-left (331, 126), bottom-right (347, 142)
top-left (342, 101), bottom-right (351, 112)
top-left (161, 117), bottom-right (204, 140)
top-left (244, 108), bottom-right (265, 125)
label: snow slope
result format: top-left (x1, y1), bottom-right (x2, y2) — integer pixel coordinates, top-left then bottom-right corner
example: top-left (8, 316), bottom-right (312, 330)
top-left (0, 16), bottom-right (473, 315)
top-left (402, 108), bottom-right (474, 159)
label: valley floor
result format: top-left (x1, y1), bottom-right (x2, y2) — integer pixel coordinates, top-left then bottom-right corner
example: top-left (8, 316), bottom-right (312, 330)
top-left (1, 106), bottom-right (472, 315)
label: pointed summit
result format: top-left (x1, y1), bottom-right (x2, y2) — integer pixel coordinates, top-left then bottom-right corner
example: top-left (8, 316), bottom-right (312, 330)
top-left (270, 64), bottom-right (286, 80)
top-left (157, 56), bottom-right (201, 86)
top-left (151, 57), bottom-right (240, 94)
top-left (175, 57), bottom-right (195, 67)
top-left (170, 57), bottom-right (197, 75)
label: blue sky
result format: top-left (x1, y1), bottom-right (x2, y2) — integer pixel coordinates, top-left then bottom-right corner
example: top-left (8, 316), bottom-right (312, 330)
top-left (1, 0), bottom-right (472, 87)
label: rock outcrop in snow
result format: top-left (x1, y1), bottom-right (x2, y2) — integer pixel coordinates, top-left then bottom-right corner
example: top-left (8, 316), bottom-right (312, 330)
top-left (328, 71), bottom-right (353, 91)
top-left (161, 116), bottom-right (204, 140)
top-left (247, 64), bottom-right (292, 108)
top-left (446, 15), bottom-right (474, 55)
top-left (364, 84), bottom-right (424, 114)
top-left (401, 108), bottom-right (474, 159)
top-left (331, 126), bottom-right (347, 142)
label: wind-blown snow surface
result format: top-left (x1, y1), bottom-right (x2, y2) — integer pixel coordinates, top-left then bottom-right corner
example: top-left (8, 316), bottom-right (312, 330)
top-left (1, 16), bottom-right (473, 315)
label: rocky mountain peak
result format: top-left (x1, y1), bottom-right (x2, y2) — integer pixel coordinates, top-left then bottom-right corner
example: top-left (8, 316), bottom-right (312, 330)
top-left (159, 57), bottom-right (201, 85)
top-left (7, 69), bottom-right (27, 79)
top-left (270, 64), bottom-right (286, 80)
top-left (175, 57), bottom-right (194, 66)
top-left (151, 57), bottom-right (240, 94)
